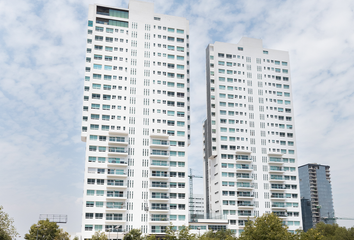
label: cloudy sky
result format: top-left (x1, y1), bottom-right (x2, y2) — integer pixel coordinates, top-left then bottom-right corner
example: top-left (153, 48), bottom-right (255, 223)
top-left (1, 0), bottom-right (354, 237)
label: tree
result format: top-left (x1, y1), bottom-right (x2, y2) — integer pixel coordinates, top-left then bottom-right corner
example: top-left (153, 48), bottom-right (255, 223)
top-left (177, 226), bottom-right (196, 240)
top-left (24, 219), bottom-right (69, 240)
top-left (91, 231), bottom-right (108, 240)
top-left (314, 222), bottom-right (354, 240)
top-left (124, 229), bottom-right (143, 240)
top-left (145, 235), bottom-right (157, 240)
top-left (73, 236), bottom-right (80, 240)
top-left (54, 228), bottom-right (70, 240)
top-left (199, 229), bottom-right (236, 240)
top-left (238, 213), bottom-right (295, 240)
top-left (164, 225), bottom-right (177, 240)
top-left (0, 206), bottom-right (19, 239)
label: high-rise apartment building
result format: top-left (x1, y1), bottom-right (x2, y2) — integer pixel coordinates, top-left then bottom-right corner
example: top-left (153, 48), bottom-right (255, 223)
top-left (299, 163), bottom-right (335, 231)
top-left (190, 194), bottom-right (206, 216)
top-left (203, 38), bottom-right (302, 235)
top-left (81, 1), bottom-right (190, 238)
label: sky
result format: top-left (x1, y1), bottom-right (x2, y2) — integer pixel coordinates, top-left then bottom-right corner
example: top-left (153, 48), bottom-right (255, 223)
top-left (0, 0), bottom-right (354, 238)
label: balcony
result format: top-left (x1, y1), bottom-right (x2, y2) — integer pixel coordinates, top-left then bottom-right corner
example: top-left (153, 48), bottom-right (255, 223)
top-left (107, 170), bottom-right (127, 178)
top-left (150, 150), bottom-right (169, 159)
top-left (237, 183), bottom-right (254, 189)
top-left (235, 155), bottom-right (252, 163)
top-left (269, 175), bottom-right (285, 182)
top-left (150, 140), bottom-right (170, 149)
top-left (270, 194), bottom-right (286, 200)
top-left (236, 174), bottom-right (252, 181)
top-left (236, 165), bottom-right (252, 172)
top-left (150, 172), bottom-right (169, 179)
top-left (270, 185), bottom-right (286, 191)
top-left (238, 211), bottom-right (253, 217)
top-left (108, 147), bottom-right (128, 156)
top-left (268, 157), bottom-right (284, 165)
top-left (237, 192), bottom-right (254, 199)
top-left (269, 166), bottom-right (284, 173)
top-left (150, 206), bottom-right (169, 212)
top-left (150, 217), bottom-right (169, 222)
top-left (150, 183), bottom-right (169, 190)
top-left (107, 158), bottom-right (128, 166)
top-left (105, 217), bottom-right (125, 222)
top-left (106, 192), bottom-right (126, 199)
top-left (150, 194), bottom-right (169, 201)
top-left (106, 204), bottom-right (126, 211)
top-left (150, 160), bottom-right (169, 169)
top-left (237, 202), bottom-right (254, 208)
top-left (271, 203), bottom-right (287, 209)
top-left (273, 212), bottom-right (287, 218)
top-left (108, 137), bottom-right (128, 146)
top-left (107, 181), bottom-right (127, 189)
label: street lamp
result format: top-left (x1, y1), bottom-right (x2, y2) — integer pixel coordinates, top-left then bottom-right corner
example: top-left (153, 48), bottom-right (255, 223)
top-left (115, 226), bottom-right (122, 240)
top-left (108, 229), bottom-right (112, 240)
top-left (36, 225), bottom-right (40, 240)
top-left (197, 227), bottom-right (201, 237)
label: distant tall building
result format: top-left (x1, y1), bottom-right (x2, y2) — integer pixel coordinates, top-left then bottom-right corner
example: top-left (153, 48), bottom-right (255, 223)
top-left (299, 163), bottom-right (335, 231)
top-left (81, 0), bottom-right (190, 238)
top-left (203, 38), bottom-right (302, 236)
top-left (189, 194), bottom-right (205, 216)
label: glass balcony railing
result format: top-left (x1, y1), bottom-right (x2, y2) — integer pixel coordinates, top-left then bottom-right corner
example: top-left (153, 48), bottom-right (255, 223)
top-left (151, 151), bottom-right (169, 156)
top-left (269, 157), bottom-right (283, 163)
top-left (237, 192), bottom-right (254, 197)
top-left (151, 161), bottom-right (169, 166)
top-left (151, 194), bottom-right (169, 199)
top-left (151, 172), bottom-right (169, 177)
top-left (237, 202), bottom-right (254, 207)
top-left (151, 184), bottom-right (168, 188)
top-left (270, 175), bottom-right (285, 180)
top-left (238, 211), bottom-right (252, 216)
top-left (108, 158), bottom-right (127, 164)
top-left (151, 217), bottom-right (169, 221)
top-left (151, 206), bottom-right (169, 210)
top-left (271, 194), bottom-right (285, 199)
top-left (236, 174), bottom-right (251, 179)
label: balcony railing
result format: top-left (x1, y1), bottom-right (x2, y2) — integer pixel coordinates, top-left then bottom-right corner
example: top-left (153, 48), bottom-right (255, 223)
top-left (237, 193), bottom-right (254, 197)
top-left (151, 206), bottom-right (169, 210)
top-left (151, 195), bottom-right (169, 199)
top-left (151, 173), bottom-right (169, 177)
top-left (151, 217), bottom-right (169, 221)
top-left (238, 202), bottom-right (254, 207)
top-left (151, 184), bottom-right (168, 188)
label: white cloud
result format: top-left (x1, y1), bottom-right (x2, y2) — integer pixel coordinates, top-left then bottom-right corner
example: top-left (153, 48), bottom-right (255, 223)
top-left (1, 0), bottom-right (354, 237)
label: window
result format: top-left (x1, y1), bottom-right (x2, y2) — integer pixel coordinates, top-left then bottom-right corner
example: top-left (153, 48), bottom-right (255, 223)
top-left (93, 64), bottom-right (102, 70)
top-left (176, 29), bottom-right (184, 34)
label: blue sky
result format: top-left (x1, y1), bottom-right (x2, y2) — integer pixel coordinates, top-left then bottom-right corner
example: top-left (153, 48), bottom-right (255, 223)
top-left (1, 0), bottom-right (354, 237)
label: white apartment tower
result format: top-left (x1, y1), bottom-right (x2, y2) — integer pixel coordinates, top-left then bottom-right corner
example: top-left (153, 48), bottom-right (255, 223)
top-left (203, 38), bottom-right (302, 235)
top-left (81, 1), bottom-right (190, 238)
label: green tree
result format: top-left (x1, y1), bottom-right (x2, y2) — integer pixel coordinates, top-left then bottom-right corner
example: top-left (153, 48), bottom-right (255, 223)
top-left (124, 229), bottom-right (143, 240)
top-left (164, 225), bottom-right (177, 240)
top-left (177, 226), bottom-right (196, 240)
top-left (54, 228), bottom-right (70, 240)
top-left (315, 222), bottom-right (354, 240)
top-left (0, 206), bottom-right (19, 239)
top-left (199, 229), bottom-right (236, 240)
top-left (91, 231), bottom-right (108, 240)
top-left (297, 227), bottom-right (323, 240)
top-left (73, 236), bottom-right (80, 240)
top-left (24, 219), bottom-right (69, 240)
top-left (145, 235), bottom-right (157, 240)
top-left (238, 213), bottom-right (295, 240)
